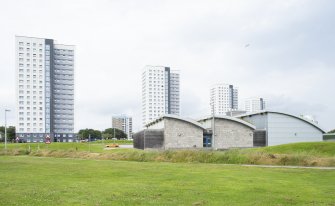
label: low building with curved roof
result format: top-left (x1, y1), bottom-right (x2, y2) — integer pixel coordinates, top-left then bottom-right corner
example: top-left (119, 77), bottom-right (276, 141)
top-left (133, 114), bottom-right (205, 149)
top-left (237, 110), bottom-right (326, 146)
top-left (198, 115), bottom-right (255, 149)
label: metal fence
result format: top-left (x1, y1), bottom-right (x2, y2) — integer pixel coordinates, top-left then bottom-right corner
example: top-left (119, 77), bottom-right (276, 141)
top-left (253, 130), bottom-right (266, 147)
top-left (133, 129), bottom-right (164, 149)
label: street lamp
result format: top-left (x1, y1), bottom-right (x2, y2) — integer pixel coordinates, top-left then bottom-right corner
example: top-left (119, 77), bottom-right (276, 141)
top-left (4, 109), bottom-right (11, 150)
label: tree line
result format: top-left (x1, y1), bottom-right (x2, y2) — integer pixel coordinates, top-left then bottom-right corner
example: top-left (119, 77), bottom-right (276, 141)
top-left (78, 128), bottom-right (127, 140)
top-left (0, 126), bottom-right (128, 141)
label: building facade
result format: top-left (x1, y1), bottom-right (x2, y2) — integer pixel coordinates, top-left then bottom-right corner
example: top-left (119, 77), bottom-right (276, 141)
top-left (210, 84), bottom-right (238, 115)
top-left (134, 115), bottom-right (205, 150)
top-left (198, 116), bottom-right (255, 149)
top-left (142, 65), bottom-right (180, 127)
top-left (238, 111), bottom-right (325, 146)
top-left (15, 36), bottom-right (75, 142)
top-left (112, 115), bottom-right (133, 139)
top-left (244, 97), bottom-right (265, 112)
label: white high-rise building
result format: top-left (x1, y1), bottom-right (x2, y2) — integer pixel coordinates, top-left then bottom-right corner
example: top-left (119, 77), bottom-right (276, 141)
top-left (244, 97), bottom-right (265, 112)
top-left (112, 115), bottom-right (133, 139)
top-left (142, 65), bottom-right (180, 127)
top-left (210, 84), bottom-right (238, 115)
top-left (15, 36), bottom-right (75, 142)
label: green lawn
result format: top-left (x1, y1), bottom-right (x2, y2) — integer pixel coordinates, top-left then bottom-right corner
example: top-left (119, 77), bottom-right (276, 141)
top-left (252, 142), bottom-right (335, 157)
top-left (1, 141), bottom-right (130, 153)
top-left (0, 156), bottom-right (334, 205)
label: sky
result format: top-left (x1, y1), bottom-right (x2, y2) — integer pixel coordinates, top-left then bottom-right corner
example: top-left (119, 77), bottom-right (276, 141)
top-left (0, 0), bottom-right (334, 132)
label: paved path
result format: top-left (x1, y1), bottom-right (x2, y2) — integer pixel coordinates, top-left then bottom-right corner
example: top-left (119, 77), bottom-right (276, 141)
top-left (240, 164), bottom-right (335, 170)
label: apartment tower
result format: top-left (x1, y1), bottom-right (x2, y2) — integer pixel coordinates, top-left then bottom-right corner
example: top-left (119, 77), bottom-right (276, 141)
top-left (210, 84), bottom-right (238, 115)
top-left (244, 97), bottom-right (266, 112)
top-left (142, 65), bottom-right (180, 127)
top-left (15, 36), bottom-right (75, 142)
top-left (112, 115), bottom-right (133, 139)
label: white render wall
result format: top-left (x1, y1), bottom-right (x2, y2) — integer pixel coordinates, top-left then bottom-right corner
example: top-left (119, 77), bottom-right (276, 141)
top-left (240, 112), bottom-right (324, 146)
top-left (267, 113), bottom-right (323, 146)
top-left (16, 36), bottom-right (46, 133)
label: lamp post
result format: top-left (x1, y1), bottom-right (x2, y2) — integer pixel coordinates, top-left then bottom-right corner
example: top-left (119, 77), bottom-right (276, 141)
top-left (4, 109), bottom-right (11, 150)
top-left (211, 101), bottom-right (215, 150)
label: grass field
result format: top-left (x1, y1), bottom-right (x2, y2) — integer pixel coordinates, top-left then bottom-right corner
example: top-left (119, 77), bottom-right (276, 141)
top-left (0, 156), bottom-right (334, 206)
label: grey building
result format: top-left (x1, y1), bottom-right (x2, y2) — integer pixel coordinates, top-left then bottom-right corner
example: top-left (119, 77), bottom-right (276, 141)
top-left (133, 114), bottom-right (256, 150)
top-left (134, 115), bottom-right (205, 150)
top-left (198, 116), bottom-right (255, 149)
top-left (112, 115), bottom-right (133, 139)
top-left (237, 110), bottom-right (325, 146)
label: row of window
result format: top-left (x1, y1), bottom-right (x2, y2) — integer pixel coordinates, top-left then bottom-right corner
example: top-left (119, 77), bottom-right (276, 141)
top-left (19, 100), bottom-right (43, 105)
top-left (18, 128), bottom-right (44, 132)
top-left (19, 110), bottom-right (43, 115)
top-left (18, 84), bottom-right (43, 89)
top-left (18, 74), bottom-right (43, 78)
top-left (19, 117), bottom-right (43, 121)
top-left (18, 42), bottom-right (43, 47)
top-left (19, 55), bottom-right (43, 60)
top-left (19, 79), bottom-right (43, 83)
top-left (18, 47), bottom-right (43, 52)
top-left (19, 105), bottom-right (43, 110)
top-left (19, 63), bottom-right (44, 68)
top-left (19, 122), bottom-right (43, 126)
top-left (18, 69), bottom-right (44, 73)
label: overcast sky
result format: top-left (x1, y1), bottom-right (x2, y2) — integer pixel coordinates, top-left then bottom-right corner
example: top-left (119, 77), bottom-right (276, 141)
top-left (0, 0), bottom-right (334, 132)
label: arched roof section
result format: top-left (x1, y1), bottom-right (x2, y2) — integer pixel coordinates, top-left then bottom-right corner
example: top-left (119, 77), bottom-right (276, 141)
top-left (198, 115), bottom-right (256, 130)
top-left (237, 110), bottom-right (326, 133)
top-left (146, 114), bottom-right (206, 130)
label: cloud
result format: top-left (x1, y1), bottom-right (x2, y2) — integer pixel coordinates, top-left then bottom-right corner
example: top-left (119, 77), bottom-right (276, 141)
top-left (0, 0), bottom-right (334, 132)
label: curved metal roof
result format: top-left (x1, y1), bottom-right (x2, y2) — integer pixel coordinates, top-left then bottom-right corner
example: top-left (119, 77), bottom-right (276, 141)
top-left (198, 115), bottom-right (256, 130)
top-left (236, 110), bottom-right (326, 133)
top-left (146, 114), bottom-right (206, 130)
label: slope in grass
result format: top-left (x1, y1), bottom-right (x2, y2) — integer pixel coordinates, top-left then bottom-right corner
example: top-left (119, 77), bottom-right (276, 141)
top-left (252, 142), bottom-right (335, 157)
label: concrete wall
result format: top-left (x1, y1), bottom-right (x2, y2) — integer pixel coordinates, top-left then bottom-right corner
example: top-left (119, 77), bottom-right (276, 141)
top-left (147, 120), bottom-right (165, 129)
top-left (267, 113), bottom-right (323, 146)
top-left (163, 118), bottom-right (203, 149)
top-left (213, 119), bottom-right (253, 149)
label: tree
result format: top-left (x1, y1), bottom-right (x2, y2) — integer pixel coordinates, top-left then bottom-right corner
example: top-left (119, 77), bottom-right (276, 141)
top-left (328, 129), bottom-right (335, 134)
top-left (0, 126), bottom-right (15, 142)
top-left (103, 128), bottom-right (127, 140)
top-left (78, 129), bottom-right (102, 140)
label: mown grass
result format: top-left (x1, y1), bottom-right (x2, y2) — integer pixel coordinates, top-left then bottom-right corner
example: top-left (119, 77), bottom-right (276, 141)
top-left (252, 142), bottom-right (335, 157)
top-left (0, 156), bottom-right (334, 206)
top-left (1, 142), bottom-right (335, 167)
